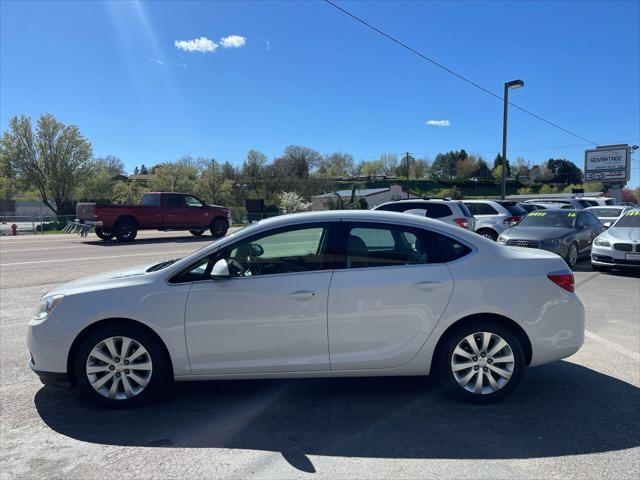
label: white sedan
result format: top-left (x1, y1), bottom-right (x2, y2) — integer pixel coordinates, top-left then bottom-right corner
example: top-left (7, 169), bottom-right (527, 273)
top-left (591, 208), bottom-right (640, 270)
top-left (28, 210), bottom-right (584, 407)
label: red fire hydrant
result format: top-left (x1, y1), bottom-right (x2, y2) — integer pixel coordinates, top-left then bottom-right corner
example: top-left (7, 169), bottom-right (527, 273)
top-left (11, 223), bottom-right (17, 236)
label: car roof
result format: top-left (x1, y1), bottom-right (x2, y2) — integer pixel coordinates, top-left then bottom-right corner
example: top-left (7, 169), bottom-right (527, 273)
top-left (377, 199), bottom-right (458, 204)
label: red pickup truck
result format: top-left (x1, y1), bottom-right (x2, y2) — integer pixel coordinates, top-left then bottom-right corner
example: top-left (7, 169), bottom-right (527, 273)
top-left (76, 192), bottom-right (230, 242)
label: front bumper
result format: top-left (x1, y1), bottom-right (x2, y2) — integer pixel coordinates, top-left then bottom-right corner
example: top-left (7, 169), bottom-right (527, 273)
top-left (591, 245), bottom-right (640, 268)
top-left (29, 360), bottom-right (72, 387)
top-left (500, 240), bottom-right (569, 258)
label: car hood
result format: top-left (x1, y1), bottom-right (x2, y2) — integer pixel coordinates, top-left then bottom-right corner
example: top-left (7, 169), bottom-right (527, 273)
top-left (502, 226), bottom-right (574, 240)
top-left (600, 227), bottom-right (640, 243)
top-left (44, 263), bottom-right (156, 297)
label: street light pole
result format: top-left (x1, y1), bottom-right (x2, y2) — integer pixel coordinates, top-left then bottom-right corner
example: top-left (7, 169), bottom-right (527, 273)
top-left (501, 79), bottom-right (524, 199)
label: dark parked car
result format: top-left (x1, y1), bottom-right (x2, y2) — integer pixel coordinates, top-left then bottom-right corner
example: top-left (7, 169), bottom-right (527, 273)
top-left (497, 209), bottom-right (604, 268)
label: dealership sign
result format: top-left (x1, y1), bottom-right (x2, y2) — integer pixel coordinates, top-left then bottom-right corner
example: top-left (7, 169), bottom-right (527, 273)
top-left (584, 145), bottom-right (630, 183)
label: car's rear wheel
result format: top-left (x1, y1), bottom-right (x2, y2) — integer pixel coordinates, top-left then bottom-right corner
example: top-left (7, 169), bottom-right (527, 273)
top-left (565, 243), bottom-right (578, 268)
top-left (114, 219), bottom-right (138, 242)
top-left (210, 218), bottom-right (228, 238)
top-left (74, 324), bottom-right (170, 408)
top-left (438, 322), bottom-right (524, 403)
top-left (478, 229), bottom-right (498, 241)
top-left (95, 228), bottom-right (114, 241)
top-left (189, 229), bottom-right (206, 236)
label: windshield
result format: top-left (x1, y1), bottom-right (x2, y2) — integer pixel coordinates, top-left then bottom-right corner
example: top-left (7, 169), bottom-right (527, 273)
top-left (589, 208), bottom-right (623, 218)
top-left (518, 211), bottom-right (576, 228)
top-left (613, 211), bottom-right (640, 228)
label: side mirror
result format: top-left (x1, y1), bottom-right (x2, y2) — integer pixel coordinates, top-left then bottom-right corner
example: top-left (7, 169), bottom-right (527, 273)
top-left (250, 243), bottom-right (264, 257)
top-left (211, 259), bottom-right (230, 279)
top-left (603, 222), bottom-right (612, 229)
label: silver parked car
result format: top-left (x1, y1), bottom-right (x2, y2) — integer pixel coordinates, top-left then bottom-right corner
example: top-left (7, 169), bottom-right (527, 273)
top-left (584, 206), bottom-right (631, 227)
top-left (498, 209), bottom-right (605, 268)
top-left (463, 200), bottom-right (527, 241)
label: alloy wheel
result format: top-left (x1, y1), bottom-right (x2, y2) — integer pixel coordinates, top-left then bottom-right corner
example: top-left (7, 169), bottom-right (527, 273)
top-left (85, 336), bottom-right (153, 400)
top-left (450, 332), bottom-right (515, 394)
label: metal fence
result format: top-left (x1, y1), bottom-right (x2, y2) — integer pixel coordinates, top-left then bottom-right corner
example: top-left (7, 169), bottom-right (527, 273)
top-left (0, 215), bottom-right (76, 235)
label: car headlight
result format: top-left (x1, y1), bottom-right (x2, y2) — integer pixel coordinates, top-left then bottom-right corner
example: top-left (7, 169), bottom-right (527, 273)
top-left (34, 295), bottom-right (64, 320)
top-left (497, 235), bottom-right (507, 244)
top-left (542, 238), bottom-right (563, 245)
top-left (594, 238), bottom-right (610, 247)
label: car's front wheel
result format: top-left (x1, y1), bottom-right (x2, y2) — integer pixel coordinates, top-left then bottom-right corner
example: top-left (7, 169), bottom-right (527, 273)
top-left (439, 322), bottom-right (524, 403)
top-left (74, 324), bottom-right (170, 407)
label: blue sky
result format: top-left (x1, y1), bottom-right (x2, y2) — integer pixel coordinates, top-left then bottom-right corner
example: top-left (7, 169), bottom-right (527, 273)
top-left (1, 0), bottom-right (639, 186)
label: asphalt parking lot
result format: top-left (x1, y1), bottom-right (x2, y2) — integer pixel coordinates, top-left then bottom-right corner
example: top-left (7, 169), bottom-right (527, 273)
top-left (1, 231), bottom-right (639, 479)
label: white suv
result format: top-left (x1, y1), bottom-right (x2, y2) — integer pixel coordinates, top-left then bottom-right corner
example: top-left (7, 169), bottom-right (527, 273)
top-left (463, 200), bottom-right (527, 241)
top-left (374, 199), bottom-right (476, 231)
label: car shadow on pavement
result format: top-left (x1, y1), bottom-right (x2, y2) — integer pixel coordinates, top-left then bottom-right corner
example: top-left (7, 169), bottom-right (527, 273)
top-left (34, 361), bottom-right (639, 473)
top-left (82, 236), bottom-right (220, 247)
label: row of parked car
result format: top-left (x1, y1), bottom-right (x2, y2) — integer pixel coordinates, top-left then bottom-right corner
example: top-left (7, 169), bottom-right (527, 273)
top-left (374, 197), bottom-right (639, 270)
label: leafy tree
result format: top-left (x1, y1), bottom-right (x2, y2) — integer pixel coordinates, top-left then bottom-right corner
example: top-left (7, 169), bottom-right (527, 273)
top-left (411, 158), bottom-right (429, 179)
top-left (318, 152), bottom-right (354, 178)
top-left (139, 164), bottom-right (148, 175)
top-left (492, 153), bottom-right (511, 178)
top-left (95, 155), bottom-right (125, 177)
top-left (475, 157), bottom-right (491, 178)
top-left (395, 154), bottom-right (415, 179)
top-left (0, 148), bottom-right (16, 200)
top-left (78, 162), bottom-right (115, 202)
top-left (380, 153), bottom-right (399, 176)
top-left (220, 161), bottom-right (238, 181)
top-left (359, 159), bottom-right (385, 177)
top-left (278, 191), bottom-right (312, 214)
top-left (0, 114), bottom-right (92, 214)
top-left (133, 166), bottom-right (140, 175)
top-left (279, 145), bottom-right (322, 178)
top-left (456, 155), bottom-right (479, 180)
top-left (112, 180), bottom-right (148, 204)
top-left (621, 188), bottom-right (638, 204)
top-left (242, 150), bottom-right (268, 179)
top-left (514, 156), bottom-right (531, 180)
top-left (547, 158), bottom-right (582, 185)
top-left (431, 149), bottom-right (467, 178)
top-left (195, 158), bottom-right (234, 204)
top-left (149, 157), bottom-right (198, 192)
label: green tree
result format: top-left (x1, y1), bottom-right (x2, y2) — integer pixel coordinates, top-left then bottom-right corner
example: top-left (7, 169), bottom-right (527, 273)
top-left (112, 180), bottom-right (148, 204)
top-left (547, 158), bottom-right (582, 185)
top-left (411, 158), bottom-right (429, 179)
top-left (492, 153), bottom-right (511, 179)
top-left (139, 164), bottom-right (148, 175)
top-left (431, 149), bottom-right (467, 178)
top-left (279, 145), bottom-right (322, 178)
top-left (95, 155), bottom-right (125, 177)
top-left (0, 114), bottom-right (93, 214)
top-left (149, 157), bottom-right (198, 192)
top-left (359, 159), bottom-right (385, 177)
top-left (318, 152), bottom-right (354, 178)
top-left (456, 155), bottom-right (479, 180)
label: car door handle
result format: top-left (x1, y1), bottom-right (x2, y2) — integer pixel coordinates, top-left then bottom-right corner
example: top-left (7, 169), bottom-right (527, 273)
top-left (412, 281), bottom-right (443, 291)
top-left (288, 290), bottom-right (316, 300)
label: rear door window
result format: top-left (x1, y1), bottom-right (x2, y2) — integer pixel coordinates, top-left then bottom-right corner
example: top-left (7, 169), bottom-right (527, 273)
top-left (166, 195), bottom-right (184, 208)
top-left (499, 203), bottom-right (527, 216)
top-left (475, 203), bottom-right (499, 215)
top-left (139, 194), bottom-right (161, 207)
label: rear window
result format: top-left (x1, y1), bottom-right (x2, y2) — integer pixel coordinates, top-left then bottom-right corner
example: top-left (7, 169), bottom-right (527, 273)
top-left (140, 194), bottom-right (161, 207)
top-left (497, 202), bottom-right (527, 216)
top-left (474, 203), bottom-right (499, 215)
top-left (424, 203), bottom-right (452, 218)
top-left (589, 208), bottom-right (623, 218)
top-left (457, 202), bottom-right (472, 217)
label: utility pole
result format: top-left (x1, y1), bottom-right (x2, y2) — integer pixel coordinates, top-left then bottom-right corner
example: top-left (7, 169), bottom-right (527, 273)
top-left (405, 152), bottom-right (410, 180)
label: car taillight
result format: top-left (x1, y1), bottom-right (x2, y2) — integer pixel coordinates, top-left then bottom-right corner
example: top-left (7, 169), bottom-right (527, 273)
top-left (503, 215), bottom-right (521, 225)
top-left (454, 218), bottom-right (470, 229)
top-left (547, 273), bottom-right (575, 293)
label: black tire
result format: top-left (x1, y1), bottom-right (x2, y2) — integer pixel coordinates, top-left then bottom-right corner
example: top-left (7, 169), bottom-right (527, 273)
top-left (437, 322), bottom-right (525, 403)
top-left (95, 228), bottom-right (114, 241)
top-left (114, 219), bottom-right (138, 242)
top-left (210, 218), bottom-right (229, 238)
top-left (478, 229), bottom-right (498, 241)
top-left (189, 229), bottom-right (206, 236)
top-left (74, 323), bottom-right (170, 408)
top-left (565, 242), bottom-right (578, 269)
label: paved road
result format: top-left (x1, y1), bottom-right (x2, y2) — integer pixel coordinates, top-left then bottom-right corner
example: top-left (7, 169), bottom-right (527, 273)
top-left (1, 231), bottom-right (639, 479)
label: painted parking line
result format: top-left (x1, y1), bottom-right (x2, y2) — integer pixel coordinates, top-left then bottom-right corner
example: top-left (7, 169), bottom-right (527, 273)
top-left (0, 250), bottom-right (195, 267)
top-left (585, 330), bottom-right (640, 361)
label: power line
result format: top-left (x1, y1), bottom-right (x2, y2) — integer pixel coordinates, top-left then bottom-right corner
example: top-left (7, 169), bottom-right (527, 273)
top-left (324, 0), bottom-right (598, 145)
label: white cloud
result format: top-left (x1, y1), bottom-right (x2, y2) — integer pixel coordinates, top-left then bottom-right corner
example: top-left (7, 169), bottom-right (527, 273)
top-left (149, 58), bottom-right (165, 65)
top-left (263, 38), bottom-right (271, 51)
top-left (426, 120), bottom-right (450, 127)
top-left (220, 35), bottom-right (247, 48)
top-left (174, 36), bottom-right (218, 53)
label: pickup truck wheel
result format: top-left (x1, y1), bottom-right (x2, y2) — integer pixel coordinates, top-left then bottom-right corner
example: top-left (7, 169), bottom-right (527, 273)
top-left (114, 220), bottom-right (138, 242)
top-left (189, 229), bottom-right (206, 236)
top-left (210, 218), bottom-right (228, 238)
top-left (95, 228), bottom-right (115, 241)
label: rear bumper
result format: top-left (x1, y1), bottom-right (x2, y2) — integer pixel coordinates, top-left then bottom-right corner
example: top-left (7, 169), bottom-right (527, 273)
top-left (76, 219), bottom-right (103, 227)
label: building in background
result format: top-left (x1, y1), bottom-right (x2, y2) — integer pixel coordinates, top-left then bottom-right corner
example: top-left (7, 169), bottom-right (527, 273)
top-left (312, 184), bottom-right (418, 210)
